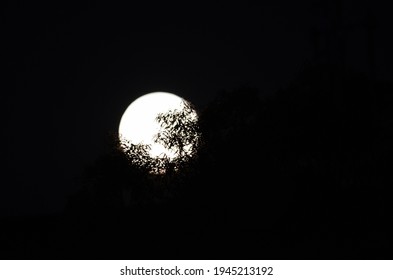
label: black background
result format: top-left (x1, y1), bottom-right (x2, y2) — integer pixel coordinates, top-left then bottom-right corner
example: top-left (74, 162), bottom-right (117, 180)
top-left (2, 0), bottom-right (393, 259)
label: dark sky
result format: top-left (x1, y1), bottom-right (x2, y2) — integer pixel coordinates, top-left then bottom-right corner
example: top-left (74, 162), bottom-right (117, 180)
top-left (2, 0), bottom-right (392, 215)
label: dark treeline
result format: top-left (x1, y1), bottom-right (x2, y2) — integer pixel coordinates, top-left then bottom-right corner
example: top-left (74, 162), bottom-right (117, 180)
top-left (2, 63), bottom-right (393, 259)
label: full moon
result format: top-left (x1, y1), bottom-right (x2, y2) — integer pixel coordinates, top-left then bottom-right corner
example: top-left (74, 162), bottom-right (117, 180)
top-left (118, 92), bottom-right (196, 160)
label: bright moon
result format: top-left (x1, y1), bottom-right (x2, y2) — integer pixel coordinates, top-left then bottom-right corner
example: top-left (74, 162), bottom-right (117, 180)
top-left (118, 92), bottom-right (195, 160)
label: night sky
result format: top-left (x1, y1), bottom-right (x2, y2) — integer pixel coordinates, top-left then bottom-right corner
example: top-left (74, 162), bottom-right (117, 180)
top-left (2, 0), bottom-right (393, 217)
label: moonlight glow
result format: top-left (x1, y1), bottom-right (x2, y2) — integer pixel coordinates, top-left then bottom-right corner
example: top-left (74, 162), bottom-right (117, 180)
top-left (118, 92), bottom-right (197, 160)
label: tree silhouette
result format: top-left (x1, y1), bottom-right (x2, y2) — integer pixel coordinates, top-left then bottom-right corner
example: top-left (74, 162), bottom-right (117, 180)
top-left (154, 100), bottom-right (201, 160)
top-left (59, 64), bottom-right (393, 259)
top-left (67, 99), bottom-right (202, 216)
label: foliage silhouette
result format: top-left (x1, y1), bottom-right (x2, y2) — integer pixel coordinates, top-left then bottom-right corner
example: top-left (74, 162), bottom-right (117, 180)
top-left (154, 100), bottom-right (201, 159)
top-left (67, 99), bottom-right (202, 218)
